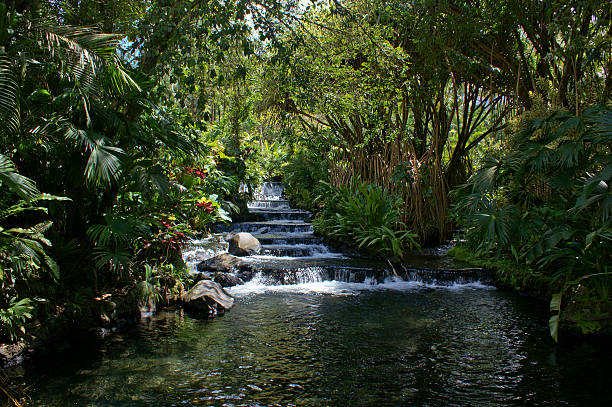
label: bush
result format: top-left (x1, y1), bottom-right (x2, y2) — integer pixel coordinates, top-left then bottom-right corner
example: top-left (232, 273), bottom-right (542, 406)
top-left (452, 105), bottom-right (612, 339)
top-left (313, 179), bottom-right (419, 258)
top-left (282, 148), bottom-right (330, 210)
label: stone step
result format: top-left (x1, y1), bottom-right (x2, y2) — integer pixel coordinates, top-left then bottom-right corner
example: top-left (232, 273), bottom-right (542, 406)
top-left (239, 266), bottom-right (382, 285)
top-left (260, 244), bottom-right (332, 257)
top-left (249, 210), bottom-right (311, 222)
top-left (253, 182), bottom-right (284, 200)
top-left (216, 221), bottom-right (313, 234)
top-left (243, 255), bottom-right (381, 270)
top-left (238, 264), bottom-right (490, 286)
top-left (247, 200), bottom-right (291, 209)
top-left (254, 233), bottom-right (322, 245)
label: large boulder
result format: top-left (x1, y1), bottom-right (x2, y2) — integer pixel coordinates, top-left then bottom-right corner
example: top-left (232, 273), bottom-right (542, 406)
top-left (226, 232), bottom-right (261, 256)
top-left (182, 280), bottom-right (234, 317)
top-left (214, 272), bottom-right (244, 288)
top-left (197, 253), bottom-right (245, 272)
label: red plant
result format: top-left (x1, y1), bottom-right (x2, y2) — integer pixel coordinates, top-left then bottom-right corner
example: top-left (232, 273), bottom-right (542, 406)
top-left (184, 166), bottom-right (207, 180)
top-left (195, 201), bottom-right (214, 213)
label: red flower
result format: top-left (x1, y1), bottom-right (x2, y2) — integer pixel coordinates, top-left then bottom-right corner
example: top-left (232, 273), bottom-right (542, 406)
top-left (195, 201), bottom-right (214, 213)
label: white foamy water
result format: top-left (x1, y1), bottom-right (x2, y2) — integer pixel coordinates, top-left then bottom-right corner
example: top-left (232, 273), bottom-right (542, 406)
top-left (253, 182), bottom-right (285, 200)
top-left (227, 273), bottom-right (494, 297)
top-left (247, 252), bottom-right (346, 261)
top-left (262, 244), bottom-right (330, 251)
top-left (183, 184), bottom-right (492, 297)
top-left (182, 236), bottom-right (228, 273)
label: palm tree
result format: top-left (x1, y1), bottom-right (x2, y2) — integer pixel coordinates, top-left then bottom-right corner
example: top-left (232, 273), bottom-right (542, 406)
top-left (0, 3), bottom-right (140, 188)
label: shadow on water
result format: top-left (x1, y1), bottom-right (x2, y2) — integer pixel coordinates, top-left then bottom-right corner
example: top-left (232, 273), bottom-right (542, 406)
top-left (15, 287), bottom-right (612, 406)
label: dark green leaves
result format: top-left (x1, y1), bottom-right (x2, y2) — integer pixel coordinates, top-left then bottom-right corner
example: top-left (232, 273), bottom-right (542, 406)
top-left (0, 153), bottom-right (39, 199)
top-left (0, 54), bottom-right (20, 139)
top-left (314, 178), bottom-right (420, 258)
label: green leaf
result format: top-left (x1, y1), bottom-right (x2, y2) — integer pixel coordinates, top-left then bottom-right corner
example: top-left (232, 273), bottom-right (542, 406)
top-left (550, 293), bottom-right (562, 313)
top-left (549, 315), bottom-right (559, 343)
top-left (29, 88), bottom-right (52, 103)
top-left (0, 153), bottom-right (39, 199)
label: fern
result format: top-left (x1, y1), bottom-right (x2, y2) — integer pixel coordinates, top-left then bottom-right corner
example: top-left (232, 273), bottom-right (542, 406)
top-left (314, 178), bottom-right (420, 257)
top-left (0, 297), bottom-right (34, 342)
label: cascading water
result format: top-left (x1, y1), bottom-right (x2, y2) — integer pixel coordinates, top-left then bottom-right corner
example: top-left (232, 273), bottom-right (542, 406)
top-left (253, 181), bottom-right (285, 200)
top-left (182, 234), bottom-right (228, 273)
top-left (191, 182), bottom-right (490, 293)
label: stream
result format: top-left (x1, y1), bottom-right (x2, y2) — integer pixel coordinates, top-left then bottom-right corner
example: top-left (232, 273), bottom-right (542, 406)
top-left (13, 182), bottom-right (612, 406)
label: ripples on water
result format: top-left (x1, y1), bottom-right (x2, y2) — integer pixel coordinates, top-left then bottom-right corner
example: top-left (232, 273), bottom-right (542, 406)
top-left (20, 282), bottom-right (612, 406)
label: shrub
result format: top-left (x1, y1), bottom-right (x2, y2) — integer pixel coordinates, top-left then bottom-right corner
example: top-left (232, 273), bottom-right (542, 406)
top-left (452, 105), bottom-right (612, 340)
top-left (314, 179), bottom-right (419, 258)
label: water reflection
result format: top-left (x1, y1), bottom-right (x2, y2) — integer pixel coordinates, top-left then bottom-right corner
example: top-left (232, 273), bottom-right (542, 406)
top-left (21, 288), bottom-right (612, 406)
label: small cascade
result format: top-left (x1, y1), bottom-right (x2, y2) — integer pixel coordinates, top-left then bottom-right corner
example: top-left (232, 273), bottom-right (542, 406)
top-left (249, 199), bottom-right (291, 208)
top-left (260, 243), bottom-right (331, 257)
top-left (236, 265), bottom-right (490, 287)
top-left (187, 182), bottom-right (490, 292)
top-left (253, 181), bottom-right (285, 200)
top-left (217, 221), bottom-right (314, 235)
top-left (182, 235), bottom-right (228, 273)
top-left (240, 183), bottom-right (344, 262)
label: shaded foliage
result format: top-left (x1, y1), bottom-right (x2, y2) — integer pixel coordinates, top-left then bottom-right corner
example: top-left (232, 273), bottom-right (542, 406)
top-left (453, 105), bottom-right (612, 338)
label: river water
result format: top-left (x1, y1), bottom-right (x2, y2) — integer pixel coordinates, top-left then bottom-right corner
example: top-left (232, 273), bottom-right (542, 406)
top-left (15, 183), bottom-right (612, 405)
top-left (20, 282), bottom-right (612, 406)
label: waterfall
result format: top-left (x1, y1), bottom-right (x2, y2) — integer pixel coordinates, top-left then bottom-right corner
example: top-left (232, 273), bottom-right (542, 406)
top-left (185, 182), bottom-right (490, 294)
top-left (254, 182), bottom-right (284, 200)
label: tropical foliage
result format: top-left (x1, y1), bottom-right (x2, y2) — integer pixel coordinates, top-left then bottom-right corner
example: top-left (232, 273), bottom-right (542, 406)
top-left (0, 1), bottom-right (250, 344)
top-left (453, 105), bottom-right (612, 339)
top-left (0, 153), bottom-right (67, 341)
top-left (314, 179), bottom-right (419, 258)
top-left (0, 0), bottom-right (610, 352)
top-left (251, 0), bottom-right (611, 339)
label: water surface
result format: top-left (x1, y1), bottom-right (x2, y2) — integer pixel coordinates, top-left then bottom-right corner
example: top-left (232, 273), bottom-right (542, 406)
top-left (21, 281), bottom-right (611, 406)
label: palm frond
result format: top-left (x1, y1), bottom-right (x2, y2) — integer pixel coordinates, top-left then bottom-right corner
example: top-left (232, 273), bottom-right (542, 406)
top-left (85, 143), bottom-right (124, 187)
top-left (130, 161), bottom-right (171, 197)
top-left (87, 214), bottom-right (148, 248)
top-left (573, 164), bottom-right (612, 222)
top-left (0, 193), bottom-right (69, 222)
top-left (0, 54), bottom-right (20, 138)
top-left (0, 153), bottom-right (39, 199)
top-left (105, 64), bottom-right (142, 94)
top-left (37, 25), bottom-right (139, 100)
top-left (585, 106), bottom-right (612, 144)
top-left (65, 127), bottom-right (125, 187)
top-left (41, 25), bottom-right (122, 72)
top-left (92, 247), bottom-right (131, 272)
